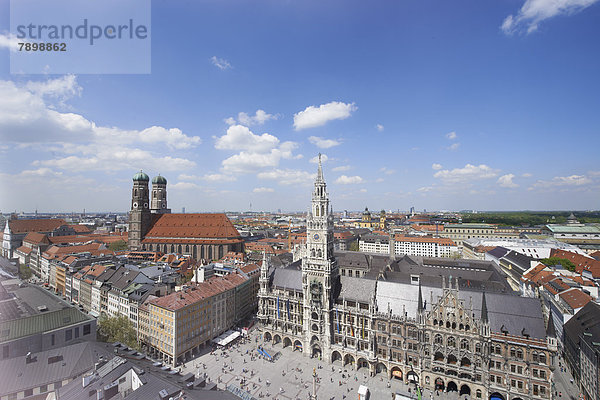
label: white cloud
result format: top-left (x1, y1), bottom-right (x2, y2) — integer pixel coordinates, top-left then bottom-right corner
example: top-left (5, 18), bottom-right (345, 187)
top-left (433, 164), bottom-right (499, 184)
top-left (210, 56), bottom-right (232, 70)
top-left (293, 101), bottom-right (357, 130)
top-left (308, 136), bottom-right (342, 149)
top-left (501, 0), bottom-right (598, 35)
top-left (332, 165), bottom-right (351, 172)
top-left (531, 174), bottom-right (592, 189)
top-left (0, 77), bottom-right (199, 173)
top-left (498, 174), bottom-right (519, 188)
top-left (447, 143), bottom-right (460, 151)
top-left (253, 187), bottom-right (275, 193)
top-left (215, 125), bottom-right (299, 173)
top-left (335, 175), bottom-right (364, 185)
top-left (226, 110), bottom-right (278, 126)
top-left (432, 163), bottom-right (443, 170)
top-left (215, 125), bottom-right (280, 152)
top-left (522, 172), bottom-right (533, 178)
top-left (0, 33), bottom-right (21, 51)
top-left (417, 186), bottom-right (434, 193)
top-left (376, 124), bottom-right (384, 132)
top-left (380, 167), bottom-right (395, 175)
top-left (257, 169), bottom-right (315, 185)
top-left (25, 74), bottom-right (81, 101)
top-left (375, 178), bottom-right (385, 183)
top-left (310, 154), bottom-right (328, 164)
top-left (359, 188), bottom-right (367, 193)
top-left (202, 173), bottom-right (237, 182)
top-left (446, 131), bottom-right (457, 140)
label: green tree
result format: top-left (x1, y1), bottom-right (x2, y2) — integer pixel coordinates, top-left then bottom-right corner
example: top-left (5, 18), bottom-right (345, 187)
top-left (19, 263), bottom-right (32, 280)
top-left (348, 241), bottom-right (360, 252)
top-left (541, 257), bottom-right (577, 272)
top-left (97, 315), bottom-right (138, 349)
top-left (108, 240), bottom-right (128, 251)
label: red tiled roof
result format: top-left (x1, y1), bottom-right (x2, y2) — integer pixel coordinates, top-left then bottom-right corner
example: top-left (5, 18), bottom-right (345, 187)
top-left (334, 231), bottom-right (354, 240)
top-left (559, 288), bottom-right (592, 310)
top-left (23, 232), bottom-right (50, 246)
top-left (151, 273), bottom-right (247, 311)
top-left (529, 270), bottom-right (554, 285)
top-left (15, 246), bottom-right (33, 255)
top-left (42, 243), bottom-right (109, 259)
top-left (590, 251), bottom-right (600, 260)
top-left (241, 263), bottom-right (259, 274)
top-left (550, 249), bottom-right (600, 277)
top-left (144, 213), bottom-right (241, 239)
top-left (69, 225), bottom-right (92, 233)
top-left (572, 276), bottom-right (596, 286)
top-left (411, 224), bottom-right (445, 232)
top-left (7, 218), bottom-right (66, 234)
top-left (522, 263), bottom-right (547, 282)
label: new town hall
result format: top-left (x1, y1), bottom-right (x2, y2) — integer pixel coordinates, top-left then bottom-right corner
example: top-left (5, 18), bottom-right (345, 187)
top-left (258, 157), bottom-right (556, 400)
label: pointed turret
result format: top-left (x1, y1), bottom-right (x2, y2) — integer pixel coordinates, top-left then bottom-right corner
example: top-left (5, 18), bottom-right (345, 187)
top-left (546, 314), bottom-right (556, 338)
top-left (417, 281), bottom-right (424, 313)
top-left (546, 314), bottom-right (558, 353)
top-left (481, 291), bottom-right (489, 323)
top-left (316, 153), bottom-right (324, 182)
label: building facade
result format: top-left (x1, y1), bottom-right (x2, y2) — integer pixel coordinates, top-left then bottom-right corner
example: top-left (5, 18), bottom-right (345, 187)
top-left (258, 157), bottom-right (556, 400)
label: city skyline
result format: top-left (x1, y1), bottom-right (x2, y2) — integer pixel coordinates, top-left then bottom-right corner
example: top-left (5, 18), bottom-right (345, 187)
top-left (1, 0), bottom-right (600, 212)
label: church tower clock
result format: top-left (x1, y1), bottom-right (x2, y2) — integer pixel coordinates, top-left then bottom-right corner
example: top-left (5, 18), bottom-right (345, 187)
top-left (302, 154), bottom-right (338, 358)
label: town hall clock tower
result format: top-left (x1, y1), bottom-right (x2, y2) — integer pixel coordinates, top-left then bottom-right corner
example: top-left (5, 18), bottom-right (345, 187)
top-left (302, 154), bottom-right (339, 358)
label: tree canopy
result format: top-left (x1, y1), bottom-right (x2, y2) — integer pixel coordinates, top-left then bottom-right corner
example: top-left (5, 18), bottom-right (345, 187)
top-left (541, 257), bottom-right (576, 272)
top-left (97, 315), bottom-right (138, 349)
top-left (108, 239), bottom-right (128, 251)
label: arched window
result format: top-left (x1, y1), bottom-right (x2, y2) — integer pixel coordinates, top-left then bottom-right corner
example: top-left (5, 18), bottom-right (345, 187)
top-left (447, 336), bottom-right (456, 348)
top-left (510, 347), bottom-right (516, 358)
top-left (434, 334), bottom-right (443, 345)
top-left (516, 349), bottom-right (523, 359)
top-left (424, 333), bottom-right (430, 343)
top-left (134, 188), bottom-right (138, 197)
top-left (475, 343), bottom-right (482, 353)
top-left (539, 353), bottom-right (546, 364)
top-left (321, 205), bottom-right (325, 216)
top-left (311, 249), bottom-right (316, 257)
top-left (460, 339), bottom-right (470, 350)
top-left (153, 191), bottom-right (157, 198)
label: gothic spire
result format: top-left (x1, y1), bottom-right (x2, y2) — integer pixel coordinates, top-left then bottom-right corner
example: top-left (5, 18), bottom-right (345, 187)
top-left (316, 153), bottom-right (324, 182)
top-left (417, 281), bottom-right (424, 313)
top-left (481, 290), bottom-right (489, 323)
top-left (546, 314), bottom-right (556, 338)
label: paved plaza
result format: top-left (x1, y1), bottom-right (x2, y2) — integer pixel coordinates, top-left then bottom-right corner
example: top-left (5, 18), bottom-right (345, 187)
top-left (179, 328), bottom-right (460, 400)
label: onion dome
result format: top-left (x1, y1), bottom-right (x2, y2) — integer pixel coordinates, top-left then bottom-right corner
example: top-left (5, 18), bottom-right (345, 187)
top-left (152, 174), bottom-right (167, 184)
top-left (132, 170), bottom-right (149, 182)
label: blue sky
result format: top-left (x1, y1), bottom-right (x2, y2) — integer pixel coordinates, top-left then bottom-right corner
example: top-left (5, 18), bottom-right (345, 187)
top-left (1, 0), bottom-right (599, 213)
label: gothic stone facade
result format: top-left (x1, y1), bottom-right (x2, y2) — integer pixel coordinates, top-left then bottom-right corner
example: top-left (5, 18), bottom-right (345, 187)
top-left (258, 157), bottom-right (556, 400)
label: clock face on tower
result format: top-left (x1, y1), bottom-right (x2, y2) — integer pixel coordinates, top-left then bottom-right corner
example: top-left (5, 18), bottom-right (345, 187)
top-left (313, 233), bottom-right (320, 240)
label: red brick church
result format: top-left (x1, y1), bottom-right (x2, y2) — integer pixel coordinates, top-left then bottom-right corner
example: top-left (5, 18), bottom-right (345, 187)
top-left (128, 171), bottom-right (244, 261)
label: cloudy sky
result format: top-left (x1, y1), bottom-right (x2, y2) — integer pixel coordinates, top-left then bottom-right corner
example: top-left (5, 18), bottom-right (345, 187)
top-left (1, 0), bottom-right (599, 213)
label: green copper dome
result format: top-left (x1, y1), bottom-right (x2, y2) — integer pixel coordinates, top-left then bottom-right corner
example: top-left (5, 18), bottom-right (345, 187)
top-left (152, 174), bottom-right (167, 184)
top-left (133, 170), bottom-right (150, 182)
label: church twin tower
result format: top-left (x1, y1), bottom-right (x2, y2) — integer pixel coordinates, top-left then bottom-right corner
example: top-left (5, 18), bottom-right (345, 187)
top-left (128, 171), bottom-right (171, 250)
